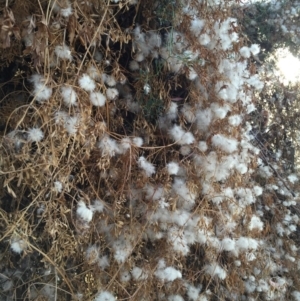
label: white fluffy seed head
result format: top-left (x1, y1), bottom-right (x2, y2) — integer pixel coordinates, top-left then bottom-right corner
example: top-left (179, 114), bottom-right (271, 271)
top-left (212, 134), bottom-right (238, 153)
top-left (138, 156), bottom-right (155, 177)
top-left (154, 266), bottom-right (182, 282)
top-left (64, 115), bottom-right (79, 135)
top-left (131, 267), bottom-right (148, 281)
top-left (120, 270), bottom-right (131, 282)
top-left (54, 181), bottom-right (63, 193)
top-left (90, 91), bottom-right (106, 106)
top-left (85, 244), bottom-right (99, 265)
top-left (30, 74), bottom-right (52, 102)
top-left (119, 137), bottom-right (131, 152)
top-left (91, 199), bottom-right (104, 213)
top-left (132, 137), bottom-right (143, 147)
top-left (61, 86), bottom-right (77, 106)
top-left (250, 44), bottom-right (260, 55)
top-left (249, 215), bottom-right (264, 231)
top-left (103, 74), bottom-right (116, 87)
top-left (106, 88), bottom-right (119, 100)
top-left (94, 291), bottom-right (115, 301)
top-left (198, 141), bottom-right (208, 152)
top-left (87, 65), bottom-right (101, 81)
top-left (79, 74), bottom-right (96, 92)
top-left (205, 263), bottom-right (227, 280)
top-left (27, 128), bottom-right (44, 142)
top-left (129, 60), bottom-right (139, 71)
top-left (76, 201), bottom-right (93, 223)
top-left (239, 46), bottom-right (251, 58)
top-left (60, 6), bottom-right (73, 17)
top-left (167, 162), bottom-right (179, 175)
top-left (55, 45), bottom-right (72, 61)
top-left (11, 238), bottom-right (27, 254)
top-left (169, 125), bottom-right (195, 145)
top-left (221, 238), bottom-right (235, 251)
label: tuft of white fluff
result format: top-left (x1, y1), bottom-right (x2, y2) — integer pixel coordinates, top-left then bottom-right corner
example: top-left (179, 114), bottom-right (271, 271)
top-left (249, 215), bottom-right (264, 231)
top-left (244, 278), bottom-right (256, 293)
top-left (129, 60), bottom-right (139, 71)
top-left (190, 19), bottom-right (205, 36)
top-left (65, 115), bottom-right (79, 135)
top-left (210, 103), bottom-right (229, 119)
top-left (79, 74), bottom-right (96, 92)
top-left (228, 114), bottom-right (242, 126)
top-left (169, 125), bottom-right (195, 145)
top-left (168, 295), bottom-right (184, 301)
top-left (131, 267), bottom-right (148, 280)
top-left (186, 284), bottom-right (201, 301)
top-left (30, 74), bottom-right (52, 102)
top-left (90, 91), bottom-right (106, 107)
top-left (253, 185), bottom-right (263, 196)
top-left (138, 156), bottom-right (155, 177)
top-left (155, 266), bottom-right (182, 282)
top-left (60, 6), bottom-right (73, 17)
top-left (168, 226), bottom-right (190, 255)
top-left (132, 137), bottom-right (143, 147)
top-left (205, 263), bottom-right (227, 280)
top-left (181, 104), bottom-right (196, 123)
top-left (11, 238), bottom-right (27, 254)
top-left (98, 135), bottom-right (121, 157)
top-left (98, 256), bottom-right (110, 270)
top-left (91, 199), bottom-right (104, 213)
top-left (87, 66), bottom-right (101, 81)
top-left (247, 103), bottom-right (256, 113)
top-left (256, 279), bottom-right (269, 292)
top-left (212, 134), bottom-right (238, 153)
top-left (117, 137), bottom-right (130, 151)
top-left (61, 86), bottom-right (77, 106)
top-left (199, 33), bottom-right (211, 45)
top-left (180, 145), bottom-right (191, 156)
top-left (147, 32), bottom-right (162, 49)
top-left (28, 128), bottom-right (44, 142)
top-left (221, 237), bottom-right (235, 251)
top-left (76, 201), bottom-right (93, 223)
top-left (247, 74), bottom-right (264, 90)
top-left (54, 181), bottom-right (63, 193)
top-left (85, 244), bottom-right (99, 264)
top-left (94, 291), bottom-right (115, 301)
top-left (102, 74), bottom-right (116, 87)
top-left (292, 291), bottom-right (300, 301)
top-left (53, 0), bottom-right (73, 17)
top-left (236, 237), bottom-right (258, 251)
top-left (145, 185), bottom-right (164, 201)
top-left (120, 270), bottom-right (131, 282)
top-left (250, 44), bottom-right (260, 55)
top-left (196, 108), bottom-right (212, 131)
top-left (198, 141), bottom-right (208, 152)
top-left (106, 88), bottom-right (119, 100)
top-left (167, 102), bottom-right (178, 120)
top-left (112, 237), bottom-right (132, 263)
top-left (167, 162), bottom-right (179, 175)
top-left (172, 178), bottom-right (196, 208)
top-left (239, 46), bottom-right (251, 58)
top-left (288, 174), bottom-right (298, 184)
top-left (55, 45), bottom-right (72, 61)
top-left (187, 67), bottom-right (198, 80)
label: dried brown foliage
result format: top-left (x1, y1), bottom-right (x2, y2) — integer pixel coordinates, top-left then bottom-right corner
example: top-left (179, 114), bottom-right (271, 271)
top-left (0, 0), bottom-right (299, 301)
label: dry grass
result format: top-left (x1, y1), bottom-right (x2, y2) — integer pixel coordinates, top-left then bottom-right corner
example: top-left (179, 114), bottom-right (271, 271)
top-left (0, 0), bottom-right (299, 301)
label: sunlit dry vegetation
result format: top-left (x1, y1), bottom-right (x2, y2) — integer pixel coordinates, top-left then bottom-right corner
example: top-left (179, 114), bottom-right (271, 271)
top-left (0, 0), bottom-right (300, 300)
